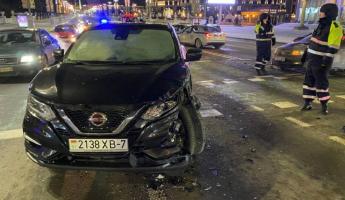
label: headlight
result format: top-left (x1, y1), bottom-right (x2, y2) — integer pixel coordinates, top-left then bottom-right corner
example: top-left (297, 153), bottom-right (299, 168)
top-left (27, 95), bottom-right (56, 121)
top-left (142, 101), bottom-right (177, 120)
top-left (20, 55), bottom-right (35, 63)
top-left (291, 50), bottom-right (304, 56)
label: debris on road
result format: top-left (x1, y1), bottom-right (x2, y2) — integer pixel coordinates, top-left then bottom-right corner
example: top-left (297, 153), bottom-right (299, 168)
top-left (204, 186), bottom-right (212, 191)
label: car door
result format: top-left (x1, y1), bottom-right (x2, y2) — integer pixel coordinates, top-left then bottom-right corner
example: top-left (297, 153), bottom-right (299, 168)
top-left (39, 30), bottom-right (56, 65)
top-left (179, 27), bottom-right (192, 45)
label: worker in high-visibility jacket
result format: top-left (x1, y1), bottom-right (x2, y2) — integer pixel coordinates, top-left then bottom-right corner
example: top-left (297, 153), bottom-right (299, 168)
top-left (302, 3), bottom-right (343, 115)
top-left (254, 13), bottom-right (276, 75)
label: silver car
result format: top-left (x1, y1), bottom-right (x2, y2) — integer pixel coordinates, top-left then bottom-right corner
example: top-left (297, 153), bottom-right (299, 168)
top-left (178, 25), bottom-right (226, 49)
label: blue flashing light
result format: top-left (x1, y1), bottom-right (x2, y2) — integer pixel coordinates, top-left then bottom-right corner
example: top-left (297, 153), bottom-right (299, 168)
top-left (101, 19), bottom-right (108, 24)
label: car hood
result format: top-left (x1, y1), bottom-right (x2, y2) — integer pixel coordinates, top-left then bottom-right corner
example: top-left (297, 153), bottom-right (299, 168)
top-left (30, 62), bottom-right (188, 105)
top-left (279, 42), bottom-right (307, 50)
top-left (0, 43), bottom-right (40, 56)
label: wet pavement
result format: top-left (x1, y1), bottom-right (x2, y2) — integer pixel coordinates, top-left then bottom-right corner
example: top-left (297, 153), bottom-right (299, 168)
top-left (1, 38), bottom-right (345, 200)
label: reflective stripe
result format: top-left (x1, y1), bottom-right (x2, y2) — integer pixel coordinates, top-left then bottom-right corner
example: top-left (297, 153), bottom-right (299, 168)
top-left (256, 61), bottom-right (265, 65)
top-left (254, 67), bottom-right (261, 69)
top-left (307, 49), bottom-right (335, 57)
top-left (303, 85), bottom-right (316, 90)
top-left (316, 88), bottom-right (329, 92)
top-left (256, 38), bottom-right (272, 41)
top-left (319, 96), bottom-right (331, 101)
top-left (303, 95), bottom-right (317, 99)
top-left (310, 37), bottom-right (340, 50)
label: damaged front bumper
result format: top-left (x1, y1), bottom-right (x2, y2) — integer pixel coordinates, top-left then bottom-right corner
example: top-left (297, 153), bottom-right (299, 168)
top-left (23, 106), bottom-right (192, 173)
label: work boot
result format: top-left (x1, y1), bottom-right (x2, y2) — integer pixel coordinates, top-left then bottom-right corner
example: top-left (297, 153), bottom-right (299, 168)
top-left (321, 103), bottom-right (329, 115)
top-left (301, 103), bottom-right (312, 111)
top-left (261, 68), bottom-right (268, 75)
top-left (256, 69), bottom-right (261, 76)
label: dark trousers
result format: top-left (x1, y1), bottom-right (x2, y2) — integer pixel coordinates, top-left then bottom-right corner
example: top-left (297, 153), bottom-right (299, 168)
top-left (255, 40), bottom-right (272, 70)
top-left (303, 54), bottom-right (332, 104)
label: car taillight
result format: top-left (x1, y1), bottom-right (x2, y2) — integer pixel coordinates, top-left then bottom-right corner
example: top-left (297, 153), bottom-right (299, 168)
top-left (205, 32), bottom-right (212, 38)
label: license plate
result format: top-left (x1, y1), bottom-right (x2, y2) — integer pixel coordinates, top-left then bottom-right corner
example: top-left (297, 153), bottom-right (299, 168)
top-left (0, 67), bottom-right (13, 73)
top-left (69, 138), bottom-right (128, 153)
top-left (275, 56), bottom-right (286, 61)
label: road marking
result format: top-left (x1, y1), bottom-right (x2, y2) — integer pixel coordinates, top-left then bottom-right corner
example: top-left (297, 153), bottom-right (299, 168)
top-left (285, 117), bottom-right (312, 128)
top-left (203, 50), bottom-right (252, 61)
top-left (196, 80), bottom-right (216, 88)
top-left (255, 75), bottom-right (274, 78)
top-left (199, 109), bottom-right (223, 118)
top-left (272, 101), bottom-right (299, 109)
top-left (273, 76), bottom-right (288, 80)
top-left (0, 129), bottom-right (23, 140)
top-left (336, 95), bottom-right (345, 100)
top-left (222, 80), bottom-right (239, 84)
top-left (195, 60), bottom-right (211, 63)
top-left (248, 77), bottom-right (265, 82)
top-left (329, 136), bottom-right (345, 146)
top-left (250, 105), bottom-right (264, 112)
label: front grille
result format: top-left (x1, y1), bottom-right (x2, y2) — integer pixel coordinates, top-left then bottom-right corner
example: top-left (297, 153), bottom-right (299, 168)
top-left (0, 57), bottom-right (18, 65)
top-left (62, 105), bottom-right (139, 133)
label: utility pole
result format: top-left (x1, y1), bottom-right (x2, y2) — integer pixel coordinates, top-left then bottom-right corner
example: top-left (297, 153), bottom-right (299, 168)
top-left (79, 0), bottom-right (82, 10)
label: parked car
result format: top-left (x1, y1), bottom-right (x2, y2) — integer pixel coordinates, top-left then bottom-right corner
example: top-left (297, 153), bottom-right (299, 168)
top-left (178, 25), bottom-right (226, 49)
top-left (23, 23), bottom-right (205, 174)
top-left (0, 28), bottom-right (61, 77)
top-left (54, 24), bottom-right (78, 43)
top-left (273, 33), bottom-right (345, 71)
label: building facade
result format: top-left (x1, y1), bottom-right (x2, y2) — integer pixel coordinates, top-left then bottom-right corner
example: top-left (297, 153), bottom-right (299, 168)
top-left (233, 0), bottom-right (297, 24)
top-left (296, 0), bottom-right (345, 23)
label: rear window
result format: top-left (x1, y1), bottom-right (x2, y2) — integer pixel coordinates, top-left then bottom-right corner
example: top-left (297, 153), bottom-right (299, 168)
top-left (66, 27), bottom-right (177, 63)
top-left (55, 25), bottom-right (75, 32)
top-left (195, 26), bottom-right (221, 33)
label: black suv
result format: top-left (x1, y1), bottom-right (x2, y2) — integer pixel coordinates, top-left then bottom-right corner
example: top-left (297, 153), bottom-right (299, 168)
top-left (23, 23), bottom-right (205, 174)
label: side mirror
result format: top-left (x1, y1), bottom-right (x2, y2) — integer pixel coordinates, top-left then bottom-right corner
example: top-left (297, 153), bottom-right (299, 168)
top-left (53, 49), bottom-right (64, 63)
top-left (185, 48), bottom-right (202, 62)
top-left (44, 40), bottom-right (51, 46)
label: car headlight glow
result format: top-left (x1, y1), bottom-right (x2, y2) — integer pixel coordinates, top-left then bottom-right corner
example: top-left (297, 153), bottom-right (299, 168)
top-left (142, 101), bottom-right (177, 120)
top-left (20, 55), bottom-right (35, 63)
top-left (291, 50), bottom-right (304, 56)
top-left (27, 95), bottom-right (56, 121)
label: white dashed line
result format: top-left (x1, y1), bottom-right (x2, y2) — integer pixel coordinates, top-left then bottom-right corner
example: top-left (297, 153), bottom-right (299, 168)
top-left (329, 136), bottom-right (345, 146)
top-left (203, 50), bottom-right (252, 61)
top-left (0, 129), bottom-right (23, 140)
top-left (222, 80), bottom-right (239, 84)
top-left (273, 76), bottom-right (288, 80)
top-left (199, 109), bottom-right (223, 118)
top-left (196, 80), bottom-right (216, 88)
top-left (285, 117), bottom-right (312, 128)
top-left (272, 101), bottom-right (299, 109)
top-left (248, 77), bottom-right (265, 82)
top-left (250, 105), bottom-right (264, 112)
top-left (336, 95), bottom-right (345, 100)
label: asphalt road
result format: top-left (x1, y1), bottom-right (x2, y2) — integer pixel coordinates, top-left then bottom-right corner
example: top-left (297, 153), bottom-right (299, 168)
top-left (1, 38), bottom-right (345, 200)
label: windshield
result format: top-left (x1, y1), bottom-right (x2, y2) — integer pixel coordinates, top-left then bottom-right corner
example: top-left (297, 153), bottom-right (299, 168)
top-left (66, 27), bottom-right (177, 63)
top-left (0, 30), bottom-right (36, 46)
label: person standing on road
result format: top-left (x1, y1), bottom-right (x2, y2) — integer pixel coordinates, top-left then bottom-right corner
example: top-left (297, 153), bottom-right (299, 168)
top-left (254, 13), bottom-right (276, 76)
top-left (301, 3), bottom-right (343, 115)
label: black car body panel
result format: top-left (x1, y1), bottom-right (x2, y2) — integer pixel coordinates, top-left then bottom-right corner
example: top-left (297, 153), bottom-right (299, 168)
top-left (23, 23), bottom-right (204, 174)
top-left (31, 62), bottom-right (187, 105)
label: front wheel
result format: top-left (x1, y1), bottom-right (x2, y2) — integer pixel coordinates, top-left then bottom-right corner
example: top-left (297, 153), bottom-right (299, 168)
top-left (179, 103), bottom-right (205, 155)
top-left (195, 39), bottom-right (203, 49)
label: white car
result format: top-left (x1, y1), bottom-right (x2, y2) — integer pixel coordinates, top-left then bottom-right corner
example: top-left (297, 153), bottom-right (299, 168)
top-left (178, 25), bottom-right (226, 49)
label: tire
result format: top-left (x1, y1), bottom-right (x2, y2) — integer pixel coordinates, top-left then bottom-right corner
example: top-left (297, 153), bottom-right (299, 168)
top-left (195, 38), bottom-right (203, 49)
top-left (214, 44), bottom-right (223, 49)
top-left (179, 103), bottom-right (205, 155)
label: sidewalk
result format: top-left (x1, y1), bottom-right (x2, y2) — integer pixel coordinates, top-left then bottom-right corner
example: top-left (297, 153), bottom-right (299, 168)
top-left (221, 23), bottom-right (318, 44)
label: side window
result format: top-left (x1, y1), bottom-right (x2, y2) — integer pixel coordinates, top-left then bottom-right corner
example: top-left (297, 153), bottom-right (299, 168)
top-left (184, 27), bottom-right (192, 33)
top-left (40, 32), bottom-right (52, 46)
